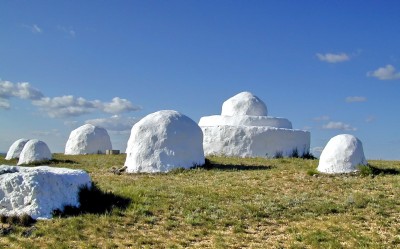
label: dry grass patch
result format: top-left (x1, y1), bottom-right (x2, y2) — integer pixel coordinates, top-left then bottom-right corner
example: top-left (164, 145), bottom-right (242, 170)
top-left (0, 155), bottom-right (399, 248)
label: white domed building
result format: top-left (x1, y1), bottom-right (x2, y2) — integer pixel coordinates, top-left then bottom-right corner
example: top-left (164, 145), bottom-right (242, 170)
top-left (5, 138), bottom-right (30, 160)
top-left (65, 124), bottom-right (112, 155)
top-left (125, 110), bottom-right (205, 173)
top-left (317, 134), bottom-right (367, 174)
top-left (17, 139), bottom-right (52, 165)
top-left (199, 92), bottom-right (310, 158)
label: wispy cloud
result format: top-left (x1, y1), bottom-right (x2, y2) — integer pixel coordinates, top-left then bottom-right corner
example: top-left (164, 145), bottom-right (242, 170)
top-left (23, 24), bottom-right (43, 34)
top-left (316, 53), bottom-right (350, 63)
top-left (322, 121), bottom-right (357, 131)
top-left (313, 115), bottom-right (330, 122)
top-left (345, 96), bottom-right (367, 103)
top-left (367, 64), bottom-right (400, 80)
top-left (0, 80), bottom-right (141, 117)
top-left (57, 26), bottom-right (76, 37)
top-left (85, 115), bottom-right (139, 132)
top-left (365, 115), bottom-right (376, 123)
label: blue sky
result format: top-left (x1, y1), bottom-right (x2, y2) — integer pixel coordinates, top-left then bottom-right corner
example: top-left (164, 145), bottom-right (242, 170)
top-left (1, 1), bottom-right (400, 159)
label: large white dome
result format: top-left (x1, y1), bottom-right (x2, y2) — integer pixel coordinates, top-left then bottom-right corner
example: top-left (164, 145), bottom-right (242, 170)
top-left (125, 110), bottom-right (205, 173)
top-left (65, 124), bottom-right (112, 155)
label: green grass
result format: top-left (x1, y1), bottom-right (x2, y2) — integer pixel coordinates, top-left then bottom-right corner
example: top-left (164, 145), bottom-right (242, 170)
top-left (1, 154), bottom-right (400, 248)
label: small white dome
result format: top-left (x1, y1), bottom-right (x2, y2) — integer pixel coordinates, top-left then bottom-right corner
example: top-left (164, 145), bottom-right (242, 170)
top-left (5, 138), bottom-right (30, 160)
top-left (317, 134), bottom-right (367, 174)
top-left (18, 139), bottom-right (52, 165)
top-left (221, 91), bottom-right (268, 116)
top-left (65, 124), bottom-right (112, 155)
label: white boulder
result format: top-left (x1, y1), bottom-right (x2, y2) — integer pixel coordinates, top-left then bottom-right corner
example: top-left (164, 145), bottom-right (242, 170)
top-left (18, 139), bottom-right (52, 165)
top-left (199, 91), bottom-right (310, 158)
top-left (5, 138), bottom-right (30, 160)
top-left (317, 134), bottom-right (367, 174)
top-left (221, 91), bottom-right (268, 116)
top-left (0, 165), bottom-right (91, 219)
top-left (125, 110), bottom-right (205, 173)
top-left (65, 124), bottom-right (112, 155)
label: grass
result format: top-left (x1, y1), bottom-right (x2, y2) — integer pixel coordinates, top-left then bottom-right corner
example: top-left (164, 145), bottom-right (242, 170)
top-left (0, 154), bottom-right (400, 248)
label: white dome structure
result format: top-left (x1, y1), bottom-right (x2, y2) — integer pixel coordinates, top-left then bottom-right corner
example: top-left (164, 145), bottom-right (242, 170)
top-left (5, 138), bottom-right (30, 160)
top-left (125, 110), bottom-right (205, 173)
top-left (65, 124), bottom-right (112, 155)
top-left (221, 91), bottom-right (268, 116)
top-left (317, 134), bottom-right (367, 174)
top-left (18, 139), bottom-right (52, 165)
top-left (199, 91), bottom-right (310, 158)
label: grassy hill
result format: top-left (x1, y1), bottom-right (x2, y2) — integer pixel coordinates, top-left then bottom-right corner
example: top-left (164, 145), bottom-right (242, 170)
top-left (1, 154), bottom-right (399, 248)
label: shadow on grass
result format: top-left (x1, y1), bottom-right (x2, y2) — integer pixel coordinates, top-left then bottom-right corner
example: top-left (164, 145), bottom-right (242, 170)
top-left (53, 183), bottom-right (131, 217)
top-left (26, 158), bottom-right (78, 166)
top-left (199, 159), bottom-right (273, 171)
top-left (362, 165), bottom-right (400, 176)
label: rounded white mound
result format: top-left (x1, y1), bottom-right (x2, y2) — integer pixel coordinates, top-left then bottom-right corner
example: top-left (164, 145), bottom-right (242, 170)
top-left (221, 91), bottom-right (268, 116)
top-left (125, 110), bottom-right (205, 173)
top-left (65, 124), bottom-right (112, 155)
top-left (0, 165), bottom-right (91, 219)
top-left (199, 115), bottom-right (292, 129)
top-left (18, 139), bottom-right (52, 165)
top-left (5, 138), bottom-right (30, 160)
top-left (317, 134), bottom-right (367, 174)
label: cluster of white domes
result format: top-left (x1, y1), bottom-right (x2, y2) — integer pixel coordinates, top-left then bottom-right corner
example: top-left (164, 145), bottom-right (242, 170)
top-left (199, 91), bottom-right (310, 158)
top-left (5, 138), bottom-right (52, 165)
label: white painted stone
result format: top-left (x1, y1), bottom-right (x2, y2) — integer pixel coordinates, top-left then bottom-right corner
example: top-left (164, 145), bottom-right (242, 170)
top-left (201, 126), bottom-right (310, 158)
top-left (199, 115), bottom-right (292, 129)
top-left (125, 110), bottom-right (205, 173)
top-left (0, 165), bottom-right (91, 219)
top-left (65, 124), bottom-right (112, 155)
top-left (199, 91), bottom-right (310, 158)
top-left (18, 139), bottom-right (52, 165)
top-left (5, 138), bottom-right (30, 160)
top-left (317, 134), bottom-right (367, 174)
top-left (221, 91), bottom-right (268, 116)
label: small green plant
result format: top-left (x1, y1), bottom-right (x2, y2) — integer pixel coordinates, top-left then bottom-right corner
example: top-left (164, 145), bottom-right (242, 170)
top-left (274, 151), bottom-right (283, 158)
top-left (358, 164), bottom-right (374, 177)
top-left (290, 148), bottom-right (299, 158)
top-left (307, 168), bottom-right (319, 176)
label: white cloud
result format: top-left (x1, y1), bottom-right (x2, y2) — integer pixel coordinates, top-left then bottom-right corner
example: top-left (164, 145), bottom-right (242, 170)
top-left (313, 115), bottom-right (330, 122)
top-left (1, 79), bottom-right (140, 117)
top-left (322, 121), bottom-right (357, 131)
top-left (102, 97), bottom-right (141, 114)
top-left (367, 64), bottom-right (400, 80)
top-left (31, 129), bottom-right (61, 137)
top-left (32, 95), bottom-right (100, 118)
top-left (365, 115), bottom-right (376, 123)
top-left (23, 24), bottom-right (43, 34)
top-left (0, 81), bottom-right (44, 109)
top-left (316, 53), bottom-right (350, 63)
top-left (85, 115), bottom-right (138, 131)
top-left (57, 26), bottom-right (76, 37)
top-left (345, 96), bottom-right (367, 103)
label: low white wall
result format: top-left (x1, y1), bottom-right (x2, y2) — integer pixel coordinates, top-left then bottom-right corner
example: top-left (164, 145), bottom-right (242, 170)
top-left (201, 125), bottom-right (310, 158)
top-left (199, 115), bottom-right (292, 129)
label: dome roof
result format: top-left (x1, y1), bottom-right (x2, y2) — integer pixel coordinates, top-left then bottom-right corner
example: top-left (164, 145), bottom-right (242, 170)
top-left (221, 92), bottom-right (268, 116)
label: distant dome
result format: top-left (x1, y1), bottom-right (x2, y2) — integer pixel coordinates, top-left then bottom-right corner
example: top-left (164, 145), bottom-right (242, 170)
top-left (317, 134), bottom-right (367, 174)
top-left (65, 124), bottom-right (112, 155)
top-left (18, 139), bottom-right (52, 165)
top-left (221, 92), bottom-right (268, 116)
top-left (125, 110), bottom-right (205, 173)
top-left (5, 138), bottom-right (30, 160)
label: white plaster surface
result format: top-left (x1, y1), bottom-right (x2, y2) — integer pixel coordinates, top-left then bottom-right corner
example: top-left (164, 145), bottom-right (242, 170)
top-left (221, 91), bottom-right (268, 116)
top-left (199, 91), bottom-right (310, 158)
top-left (18, 139), bottom-right (52, 165)
top-left (317, 134), bottom-right (367, 174)
top-left (201, 126), bottom-right (310, 158)
top-left (125, 110), bottom-right (205, 173)
top-left (5, 138), bottom-right (30, 160)
top-left (199, 115), bottom-right (292, 129)
top-left (0, 165), bottom-right (91, 219)
top-left (65, 124), bottom-right (112, 155)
